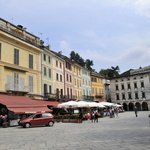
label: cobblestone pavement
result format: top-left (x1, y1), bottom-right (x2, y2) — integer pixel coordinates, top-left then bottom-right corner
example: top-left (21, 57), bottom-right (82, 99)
top-left (0, 111), bottom-right (150, 150)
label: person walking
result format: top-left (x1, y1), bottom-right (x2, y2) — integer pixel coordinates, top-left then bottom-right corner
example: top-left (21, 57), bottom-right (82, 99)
top-left (90, 112), bottom-right (95, 123)
top-left (86, 112), bottom-right (91, 122)
top-left (134, 106), bottom-right (138, 117)
top-left (115, 107), bottom-right (119, 118)
top-left (94, 111), bottom-right (99, 123)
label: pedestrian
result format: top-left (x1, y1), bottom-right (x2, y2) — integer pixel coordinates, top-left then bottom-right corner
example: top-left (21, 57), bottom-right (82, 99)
top-left (109, 108), bottom-right (113, 118)
top-left (94, 111), bottom-right (99, 123)
top-left (86, 112), bottom-right (91, 122)
top-left (134, 106), bottom-right (138, 117)
top-left (90, 112), bottom-right (94, 123)
top-left (115, 107), bottom-right (119, 118)
top-left (112, 109), bottom-right (115, 118)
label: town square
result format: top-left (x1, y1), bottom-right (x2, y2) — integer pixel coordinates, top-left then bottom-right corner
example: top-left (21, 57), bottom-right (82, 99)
top-left (0, 111), bottom-right (150, 150)
top-left (1, 1), bottom-right (150, 150)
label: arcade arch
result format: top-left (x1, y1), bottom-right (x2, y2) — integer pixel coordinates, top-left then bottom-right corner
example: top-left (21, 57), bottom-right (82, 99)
top-left (135, 102), bottom-right (141, 111)
top-left (129, 102), bottom-right (134, 111)
top-left (123, 103), bottom-right (128, 111)
top-left (142, 102), bottom-right (148, 111)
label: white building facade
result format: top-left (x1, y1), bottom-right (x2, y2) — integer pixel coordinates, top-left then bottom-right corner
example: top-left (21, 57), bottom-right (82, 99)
top-left (110, 66), bottom-right (150, 111)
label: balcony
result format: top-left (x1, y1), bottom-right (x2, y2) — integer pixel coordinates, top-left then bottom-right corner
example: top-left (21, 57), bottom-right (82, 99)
top-left (95, 95), bottom-right (103, 98)
top-left (0, 18), bottom-right (41, 48)
top-left (82, 95), bottom-right (94, 101)
top-left (44, 93), bottom-right (77, 101)
top-left (5, 83), bottom-right (29, 95)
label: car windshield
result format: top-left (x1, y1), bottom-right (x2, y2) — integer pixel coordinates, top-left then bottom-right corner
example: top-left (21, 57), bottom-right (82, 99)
top-left (27, 114), bottom-right (36, 118)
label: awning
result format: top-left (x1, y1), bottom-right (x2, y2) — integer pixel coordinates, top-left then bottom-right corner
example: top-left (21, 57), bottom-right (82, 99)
top-left (32, 100), bottom-right (62, 108)
top-left (0, 95), bottom-right (52, 114)
top-left (8, 106), bottom-right (52, 114)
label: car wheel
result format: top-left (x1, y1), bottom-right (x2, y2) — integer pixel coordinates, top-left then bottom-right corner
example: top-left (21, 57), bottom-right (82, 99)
top-left (25, 123), bottom-right (31, 128)
top-left (48, 121), bottom-right (54, 127)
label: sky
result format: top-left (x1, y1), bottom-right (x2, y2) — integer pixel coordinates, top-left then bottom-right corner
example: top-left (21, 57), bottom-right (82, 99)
top-left (1, 0), bottom-right (150, 73)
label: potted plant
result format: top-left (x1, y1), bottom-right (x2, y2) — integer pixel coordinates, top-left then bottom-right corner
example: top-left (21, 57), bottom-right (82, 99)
top-left (2, 122), bottom-right (8, 128)
top-left (70, 114), bottom-right (82, 123)
top-left (54, 115), bottom-right (62, 122)
top-left (62, 115), bottom-right (70, 122)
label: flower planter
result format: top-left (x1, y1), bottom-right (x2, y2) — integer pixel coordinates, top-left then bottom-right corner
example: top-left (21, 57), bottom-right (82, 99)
top-left (69, 119), bottom-right (78, 123)
top-left (62, 119), bottom-right (82, 123)
top-left (62, 119), bottom-right (70, 122)
top-left (2, 122), bottom-right (8, 128)
top-left (54, 119), bottom-right (62, 123)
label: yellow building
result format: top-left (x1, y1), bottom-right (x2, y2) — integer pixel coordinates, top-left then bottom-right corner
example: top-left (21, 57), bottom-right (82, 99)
top-left (0, 18), bottom-right (43, 98)
top-left (74, 63), bottom-right (82, 101)
top-left (91, 71), bottom-right (105, 102)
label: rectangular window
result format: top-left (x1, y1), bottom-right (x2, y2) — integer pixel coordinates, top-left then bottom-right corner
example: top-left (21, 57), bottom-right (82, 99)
top-left (142, 92), bottom-right (145, 98)
top-left (135, 93), bottom-right (139, 99)
top-left (14, 49), bottom-right (19, 65)
top-left (127, 83), bottom-right (131, 89)
top-left (70, 75), bottom-right (72, 82)
top-left (43, 54), bottom-right (46, 61)
top-left (44, 67), bottom-right (47, 76)
top-left (128, 93), bottom-right (132, 99)
top-left (122, 93), bottom-right (125, 100)
top-left (29, 54), bottom-right (33, 69)
top-left (67, 74), bottom-right (68, 81)
top-left (49, 69), bottom-right (51, 78)
top-left (48, 56), bottom-right (51, 63)
top-left (56, 73), bottom-right (59, 80)
top-left (29, 76), bottom-right (33, 93)
top-left (0, 43), bottom-right (1, 60)
top-left (92, 77), bottom-right (97, 82)
top-left (116, 94), bottom-right (119, 100)
top-left (44, 84), bottom-right (47, 96)
top-left (121, 84), bottom-right (124, 90)
top-left (141, 81), bottom-right (144, 88)
top-left (14, 73), bottom-right (19, 90)
top-left (134, 82), bottom-right (137, 88)
top-left (56, 60), bottom-right (58, 67)
top-left (116, 85), bottom-right (119, 90)
top-left (60, 75), bottom-right (62, 82)
top-left (49, 85), bottom-right (52, 94)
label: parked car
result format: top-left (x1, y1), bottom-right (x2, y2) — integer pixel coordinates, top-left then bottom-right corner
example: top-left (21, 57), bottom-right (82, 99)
top-left (19, 113), bottom-right (54, 128)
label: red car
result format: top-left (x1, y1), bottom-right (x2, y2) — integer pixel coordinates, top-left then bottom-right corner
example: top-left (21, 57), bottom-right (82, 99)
top-left (19, 113), bottom-right (55, 128)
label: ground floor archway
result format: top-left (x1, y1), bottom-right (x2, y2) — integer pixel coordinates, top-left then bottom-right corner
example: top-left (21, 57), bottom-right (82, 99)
top-left (135, 102), bottom-right (141, 111)
top-left (129, 103), bottom-right (134, 111)
top-left (123, 103), bottom-right (128, 111)
top-left (142, 102), bottom-right (148, 110)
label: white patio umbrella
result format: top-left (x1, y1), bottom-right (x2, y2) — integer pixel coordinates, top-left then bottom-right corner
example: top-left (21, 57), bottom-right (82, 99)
top-left (97, 103), bottom-right (106, 108)
top-left (76, 101), bottom-right (89, 107)
top-left (58, 101), bottom-right (78, 108)
top-left (114, 104), bottom-right (123, 108)
top-left (99, 102), bottom-right (115, 107)
top-left (88, 102), bottom-right (100, 107)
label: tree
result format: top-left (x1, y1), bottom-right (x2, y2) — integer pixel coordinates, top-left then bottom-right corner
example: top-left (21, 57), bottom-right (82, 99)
top-left (70, 51), bottom-right (94, 70)
top-left (74, 53), bottom-right (80, 64)
top-left (70, 51), bottom-right (76, 60)
top-left (85, 59), bottom-right (93, 70)
top-left (99, 66), bottom-right (120, 78)
top-left (111, 66), bottom-right (120, 77)
top-left (78, 57), bottom-right (85, 67)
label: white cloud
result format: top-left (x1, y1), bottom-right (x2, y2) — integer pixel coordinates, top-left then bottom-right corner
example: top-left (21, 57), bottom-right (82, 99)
top-left (60, 40), bottom-right (70, 51)
top-left (134, 0), bottom-right (150, 18)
